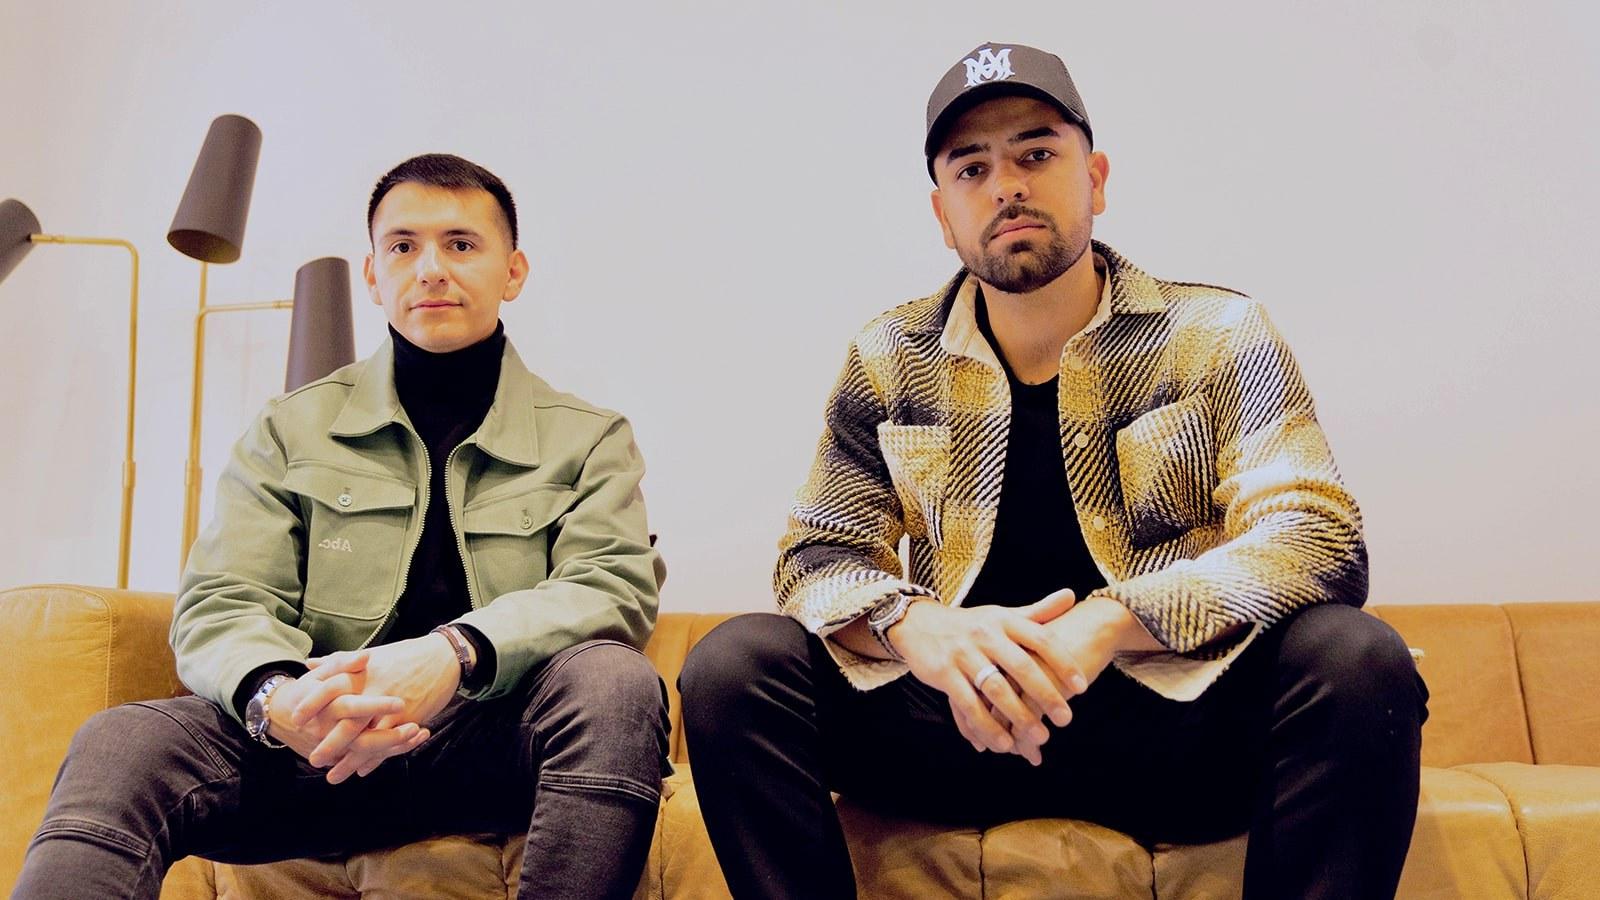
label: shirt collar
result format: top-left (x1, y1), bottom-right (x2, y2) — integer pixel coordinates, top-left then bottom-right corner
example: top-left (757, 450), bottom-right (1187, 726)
top-left (329, 336), bottom-right (542, 468)
top-left (939, 250), bottom-right (1115, 365)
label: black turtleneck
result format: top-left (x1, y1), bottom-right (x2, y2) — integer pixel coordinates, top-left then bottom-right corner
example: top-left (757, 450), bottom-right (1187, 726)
top-left (385, 322), bottom-right (504, 671)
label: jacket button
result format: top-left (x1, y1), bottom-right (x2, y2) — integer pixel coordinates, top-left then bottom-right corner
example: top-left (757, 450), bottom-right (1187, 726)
top-left (337, 493), bottom-right (352, 508)
top-left (520, 514), bottom-right (534, 530)
top-left (1073, 432), bottom-right (1090, 449)
top-left (1091, 515), bottom-right (1107, 531)
top-left (1065, 356), bottom-right (1085, 372)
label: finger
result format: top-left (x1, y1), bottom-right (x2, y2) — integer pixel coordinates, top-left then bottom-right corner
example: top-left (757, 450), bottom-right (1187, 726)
top-left (371, 712), bottom-right (404, 731)
top-left (946, 698), bottom-right (987, 753)
top-left (325, 753), bottom-right (362, 785)
top-left (344, 722), bottom-right (421, 757)
top-left (1019, 588), bottom-right (1076, 624)
top-left (309, 716), bottom-right (370, 768)
top-left (305, 649), bottom-right (369, 678)
top-left (969, 634), bottom-right (1055, 743)
top-left (321, 694), bottom-right (406, 723)
top-left (987, 688), bottom-right (1048, 766)
top-left (975, 668), bottom-right (1047, 749)
top-left (1005, 619), bottom-right (1090, 702)
top-left (945, 657), bottom-right (1015, 754)
top-left (353, 725), bottom-right (429, 779)
top-left (290, 673), bottom-right (360, 726)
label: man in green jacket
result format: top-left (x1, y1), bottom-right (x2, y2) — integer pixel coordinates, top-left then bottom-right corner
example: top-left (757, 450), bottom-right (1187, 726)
top-left (16, 154), bottom-right (669, 900)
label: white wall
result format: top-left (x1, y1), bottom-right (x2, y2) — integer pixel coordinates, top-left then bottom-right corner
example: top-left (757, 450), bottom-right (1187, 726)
top-left (2, 0), bottom-right (1595, 612)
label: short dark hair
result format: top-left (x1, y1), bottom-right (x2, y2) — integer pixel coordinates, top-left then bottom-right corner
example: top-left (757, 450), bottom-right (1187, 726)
top-left (367, 153), bottom-right (519, 247)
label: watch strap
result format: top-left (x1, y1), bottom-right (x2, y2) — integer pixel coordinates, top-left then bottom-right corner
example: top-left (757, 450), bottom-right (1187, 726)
top-left (433, 624), bottom-right (475, 682)
top-left (248, 674), bottom-right (291, 749)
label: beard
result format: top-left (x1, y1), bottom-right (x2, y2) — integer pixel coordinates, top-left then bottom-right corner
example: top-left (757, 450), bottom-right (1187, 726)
top-left (957, 203), bottom-right (1091, 294)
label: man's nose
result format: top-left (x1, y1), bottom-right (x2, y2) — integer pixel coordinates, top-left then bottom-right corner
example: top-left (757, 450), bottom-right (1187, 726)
top-left (415, 243), bottom-right (447, 285)
top-left (993, 163), bottom-right (1028, 205)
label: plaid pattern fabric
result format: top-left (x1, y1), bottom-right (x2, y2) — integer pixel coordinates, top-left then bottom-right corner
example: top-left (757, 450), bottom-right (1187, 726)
top-left (776, 241), bottom-right (1366, 700)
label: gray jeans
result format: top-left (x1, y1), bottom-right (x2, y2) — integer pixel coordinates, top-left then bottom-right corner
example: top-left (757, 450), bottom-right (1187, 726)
top-left (14, 639), bottom-right (670, 900)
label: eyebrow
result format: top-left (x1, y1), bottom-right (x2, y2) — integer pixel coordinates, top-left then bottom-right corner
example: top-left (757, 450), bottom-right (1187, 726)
top-left (379, 227), bottom-right (485, 242)
top-left (943, 124), bottom-right (1064, 167)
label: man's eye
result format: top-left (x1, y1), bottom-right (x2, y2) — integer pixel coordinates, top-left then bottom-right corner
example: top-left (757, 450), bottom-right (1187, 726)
top-left (451, 240), bottom-right (473, 252)
top-left (391, 241), bottom-right (412, 254)
top-left (957, 164), bottom-right (984, 180)
top-left (1024, 149), bottom-right (1055, 163)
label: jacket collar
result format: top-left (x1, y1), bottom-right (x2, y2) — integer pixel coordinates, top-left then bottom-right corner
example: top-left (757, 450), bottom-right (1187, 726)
top-left (329, 336), bottom-right (542, 468)
top-left (916, 239), bottom-right (1169, 350)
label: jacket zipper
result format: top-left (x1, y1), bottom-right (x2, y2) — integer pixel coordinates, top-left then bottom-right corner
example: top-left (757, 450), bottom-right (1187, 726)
top-left (443, 441), bottom-right (479, 611)
top-left (355, 425), bottom-right (452, 649)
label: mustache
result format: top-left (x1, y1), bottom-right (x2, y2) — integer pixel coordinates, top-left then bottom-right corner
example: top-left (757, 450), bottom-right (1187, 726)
top-left (981, 205), bottom-right (1057, 243)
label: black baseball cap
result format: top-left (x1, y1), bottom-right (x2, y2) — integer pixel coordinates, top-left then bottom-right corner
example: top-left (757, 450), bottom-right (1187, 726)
top-left (924, 42), bottom-right (1093, 180)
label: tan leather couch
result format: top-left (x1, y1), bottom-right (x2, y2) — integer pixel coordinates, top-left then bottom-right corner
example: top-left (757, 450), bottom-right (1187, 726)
top-left (3, 584), bottom-right (1597, 899)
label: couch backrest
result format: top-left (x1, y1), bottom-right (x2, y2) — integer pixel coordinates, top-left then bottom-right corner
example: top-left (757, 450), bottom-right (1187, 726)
top-left (1368, 603), bottom-right (1598, 768)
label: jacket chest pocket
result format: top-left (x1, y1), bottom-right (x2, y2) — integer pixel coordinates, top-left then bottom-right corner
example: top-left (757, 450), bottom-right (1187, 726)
top-left (877, 424), bottom-right (949, 545)
top-left (284, 463), bottom-right (416, 622)
top-left (1114, 393), bottom-right (1219, 550)
top-left (462, 484), bottom-right (577, 602)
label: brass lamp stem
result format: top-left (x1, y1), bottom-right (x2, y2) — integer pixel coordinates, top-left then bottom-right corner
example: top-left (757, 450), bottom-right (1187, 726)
top-left (30, 234), bottom-right (139, 589)
top-left (179, 260), bottom-right (293, 571)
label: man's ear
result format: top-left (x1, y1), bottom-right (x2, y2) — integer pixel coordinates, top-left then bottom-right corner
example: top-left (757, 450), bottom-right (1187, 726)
top-left (363, 253), bottom-right (382, 306)
top-left (930, 188), bottom-right (956, 250)
top-left (502, 249), bottom-right (530, 302)
top-left (1088, 151), bottom-right (1110, 216)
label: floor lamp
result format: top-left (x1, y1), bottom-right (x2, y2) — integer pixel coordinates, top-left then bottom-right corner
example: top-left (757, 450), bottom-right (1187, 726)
top-left (167, 115), bottom-right (355, 569)
top-left (0, 198), bottom-right (141, 589)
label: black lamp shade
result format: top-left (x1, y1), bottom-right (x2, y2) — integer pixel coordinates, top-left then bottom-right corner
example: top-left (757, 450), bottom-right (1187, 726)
top-left (0, 198), bottom-right (42, 286)
top-left (285, 256), bottom-right (355, 391)
top-left (167, 115), bottom-right (262, 264)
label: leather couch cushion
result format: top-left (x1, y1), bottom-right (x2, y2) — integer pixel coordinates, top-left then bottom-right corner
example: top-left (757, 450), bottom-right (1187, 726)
top-left (981, 818), bottom-right (1151, 899)
top-left (0, 585), bottom-right (185, 893)
top-left (1502, 603), bottom-right (1600, 765)
top-left (1459, 763), bottom-right (1600, 900)
top-left (1152, 835), bottom-right (1246, 900)
top-left (1369, 605), bottom-right (1534, 768)
top-left (1398, 767), bottom-right (1527, 899)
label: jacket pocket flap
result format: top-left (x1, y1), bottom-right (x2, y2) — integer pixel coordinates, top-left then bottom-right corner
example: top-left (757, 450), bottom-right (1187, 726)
top-left (1114, 393), bottom-right (1217, 547)
top-left (284, 463), bottom-right (416, 514)
top-left (463, 487), bottom-right (577, 537)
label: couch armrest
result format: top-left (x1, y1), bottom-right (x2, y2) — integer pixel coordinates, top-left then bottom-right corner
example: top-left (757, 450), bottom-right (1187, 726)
top-left (0, 584), bottom-right (182, 894)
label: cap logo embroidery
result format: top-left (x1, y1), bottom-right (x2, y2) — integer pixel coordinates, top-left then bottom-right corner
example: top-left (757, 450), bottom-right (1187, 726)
top-left (963, 48), bottom-right (1013, 87)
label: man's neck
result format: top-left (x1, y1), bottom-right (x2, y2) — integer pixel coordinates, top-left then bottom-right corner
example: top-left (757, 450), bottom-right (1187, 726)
top-left (979, 252), bottom-right (1101, 385)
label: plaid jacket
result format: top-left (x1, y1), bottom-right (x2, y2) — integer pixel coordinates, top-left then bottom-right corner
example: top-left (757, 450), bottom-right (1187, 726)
top-left (775, 241), bottom-right (1366, 700)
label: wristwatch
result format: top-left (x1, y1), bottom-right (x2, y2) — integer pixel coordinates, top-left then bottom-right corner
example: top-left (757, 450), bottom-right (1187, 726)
top-left (244, 674), bottom-right (292, 748)
top-left (865, 592), bottom-right (924, 660)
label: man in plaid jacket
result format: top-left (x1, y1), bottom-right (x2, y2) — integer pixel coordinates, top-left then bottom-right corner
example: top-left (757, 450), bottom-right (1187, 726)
top-left (682, 42), bottom-right (1427, 900)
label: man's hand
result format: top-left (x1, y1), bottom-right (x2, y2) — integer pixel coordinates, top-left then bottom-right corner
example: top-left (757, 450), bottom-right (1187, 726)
top-left (887, 590), bottom-right (1088, 765)
top-left (265, 650), bottom-right (429, 782)
top-left (290, 633), bottom-right (463, 782)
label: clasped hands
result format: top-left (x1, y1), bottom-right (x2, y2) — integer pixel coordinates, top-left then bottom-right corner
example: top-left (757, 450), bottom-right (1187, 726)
top-left (888, 590), bottom-right (1157, 766)
top-left (264, 633), bottom-right (461, 784)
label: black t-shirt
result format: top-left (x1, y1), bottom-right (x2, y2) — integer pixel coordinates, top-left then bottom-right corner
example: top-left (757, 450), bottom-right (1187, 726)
top-left (961, 292), bottom-right (1106, 609)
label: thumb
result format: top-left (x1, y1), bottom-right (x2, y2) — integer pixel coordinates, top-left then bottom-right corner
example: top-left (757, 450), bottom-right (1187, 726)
top-left (1021, 588), bottom-right (1076, 624)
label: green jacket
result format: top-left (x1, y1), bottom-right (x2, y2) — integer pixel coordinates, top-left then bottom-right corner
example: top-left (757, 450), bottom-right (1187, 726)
top-left (172, 337), bottom-right (664, 722)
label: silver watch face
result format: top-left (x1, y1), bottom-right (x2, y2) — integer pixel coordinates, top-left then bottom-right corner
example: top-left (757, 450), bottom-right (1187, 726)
top-left (867, 596), bottom-right (906, 631)
top-left (245, 696), bottom-right (269, 738)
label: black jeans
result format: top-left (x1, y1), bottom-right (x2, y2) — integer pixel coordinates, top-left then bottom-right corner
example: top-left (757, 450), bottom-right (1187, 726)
top-left (680, 604), bottom-right (1429, 900)
top-left (14, 639), bottom-right (670, 900)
